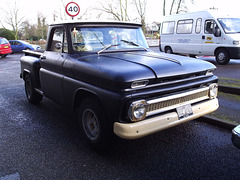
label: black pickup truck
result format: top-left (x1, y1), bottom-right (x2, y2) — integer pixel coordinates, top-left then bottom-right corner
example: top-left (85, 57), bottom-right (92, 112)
top-left (20, 21), bottom-right (219, 149)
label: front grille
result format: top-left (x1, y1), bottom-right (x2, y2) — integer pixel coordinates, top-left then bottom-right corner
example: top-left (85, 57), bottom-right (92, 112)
top-left (146, 87), bottom-right (209, 117)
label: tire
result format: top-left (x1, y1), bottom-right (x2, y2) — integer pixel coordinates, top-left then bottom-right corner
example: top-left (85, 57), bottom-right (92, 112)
top-left (165, 46), bottom-right (173, 54)
top-left (24, 74), bottom-right (43, 104)
top-left (215, 49), bottom-right (230, 65)
top-left (77, 97), bottom-right (113, 150)
top-left (189, 54), bottom-right (196, 58)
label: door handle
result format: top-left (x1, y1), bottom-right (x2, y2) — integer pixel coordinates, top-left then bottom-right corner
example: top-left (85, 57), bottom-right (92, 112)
top-left (202, 36), bottom-right (205, 40)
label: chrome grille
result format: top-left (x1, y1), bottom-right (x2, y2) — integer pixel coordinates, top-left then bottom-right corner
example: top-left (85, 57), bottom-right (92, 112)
top-left (146, 87), bottom-right (209, 117)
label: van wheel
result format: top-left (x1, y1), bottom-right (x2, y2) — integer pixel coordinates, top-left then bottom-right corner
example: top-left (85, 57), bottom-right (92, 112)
top-left (24, 74), bottom-right (43, 104)
top-left (77, 97), bottom-right (113, 150)
top-left (215, 49), bottom-right (230, 65)
top-left (165, 47), bottom-right (173, 54)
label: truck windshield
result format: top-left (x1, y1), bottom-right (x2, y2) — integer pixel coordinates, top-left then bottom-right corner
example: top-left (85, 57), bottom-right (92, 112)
top-left (71, 26), bottom-right (148, 52)
top-left (218, 18), bottom-right (240, 34)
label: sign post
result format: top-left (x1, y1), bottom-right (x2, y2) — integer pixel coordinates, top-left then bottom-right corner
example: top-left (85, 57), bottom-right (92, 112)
top-left (65, 2), bottom-right (80, 20)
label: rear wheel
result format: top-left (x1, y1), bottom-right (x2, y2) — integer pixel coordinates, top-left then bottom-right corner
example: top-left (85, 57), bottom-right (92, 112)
top-left (24, 74), bottom-right (43, 104)
top-left (77, 97), bottom-right (113, 150)
top-left (165, 46), bottom-right (173, 54)
top-left (215, 49), bottom-right (230, 65)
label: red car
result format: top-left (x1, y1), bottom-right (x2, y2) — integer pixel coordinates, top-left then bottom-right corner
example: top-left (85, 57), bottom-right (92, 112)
top-left (0, 37), bottom-right (12, 58)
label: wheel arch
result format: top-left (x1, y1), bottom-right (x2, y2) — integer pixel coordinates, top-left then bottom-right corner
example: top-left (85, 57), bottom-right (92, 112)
top-left (22, 69), bottom-right (31, 80)
top-left (214, 47), bottom-right (229, 56)
top-left (73, 88), bottom-right (102, 110)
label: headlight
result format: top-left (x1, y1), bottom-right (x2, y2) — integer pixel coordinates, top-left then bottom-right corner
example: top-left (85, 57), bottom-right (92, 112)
top-left (128, 100), bottom-right (147, 122)
top-left (209, 83), bottom-right (218, 99)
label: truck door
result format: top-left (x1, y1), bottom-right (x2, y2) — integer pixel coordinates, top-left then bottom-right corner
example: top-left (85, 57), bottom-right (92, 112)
top-left (201, 19), bottom-right (222, 56)
top-left (39, 26), bottom-right (68, 105)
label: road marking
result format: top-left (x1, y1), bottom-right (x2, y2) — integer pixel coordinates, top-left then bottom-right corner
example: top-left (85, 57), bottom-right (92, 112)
top-left (0, 172), bottom-right (20, 180)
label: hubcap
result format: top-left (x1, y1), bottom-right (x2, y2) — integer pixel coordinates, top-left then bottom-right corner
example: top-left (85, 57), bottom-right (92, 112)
top-left (82, 109), bottom-right (99, 140)
top-left (218, 52), bottom-right (225, 61)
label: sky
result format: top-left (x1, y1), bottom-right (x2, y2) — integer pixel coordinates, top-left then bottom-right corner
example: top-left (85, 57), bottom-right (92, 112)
top-left (0, 0), bottom-right (239, 29)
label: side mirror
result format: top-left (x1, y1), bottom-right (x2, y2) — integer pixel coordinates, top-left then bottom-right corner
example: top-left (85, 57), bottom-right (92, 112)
top-left (214, 28), bottom-right (221, 37)
top-left (55, 43), bottom-right (62, 50)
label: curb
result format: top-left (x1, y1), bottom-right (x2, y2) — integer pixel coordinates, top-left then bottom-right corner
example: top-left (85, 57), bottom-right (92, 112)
top-left (218, 85), bottom-right (240, 96)
top-left (198, 115), bottom-right (238, 130)
top-left (198, 85), bottom-right (240, 130)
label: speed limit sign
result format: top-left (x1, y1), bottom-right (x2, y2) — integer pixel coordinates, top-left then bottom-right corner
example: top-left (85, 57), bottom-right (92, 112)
top-left (65, 2), bottom-right (80, 17)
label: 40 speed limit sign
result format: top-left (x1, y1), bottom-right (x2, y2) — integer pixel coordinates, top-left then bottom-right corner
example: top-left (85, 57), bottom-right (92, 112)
top-left (65, 2), bottom-right (80, 17)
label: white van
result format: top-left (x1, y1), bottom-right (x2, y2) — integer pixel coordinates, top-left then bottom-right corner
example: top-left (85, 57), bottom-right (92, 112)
top-left (159, 10), bottom-right (240, 64)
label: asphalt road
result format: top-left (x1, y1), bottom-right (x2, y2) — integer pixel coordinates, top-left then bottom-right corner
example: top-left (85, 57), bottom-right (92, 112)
top-left (0, 53), bottom-right (240, 179)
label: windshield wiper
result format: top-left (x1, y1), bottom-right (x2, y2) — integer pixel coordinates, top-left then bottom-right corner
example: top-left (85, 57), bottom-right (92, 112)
top-left (97, 44), bottom-right (120, 55)
top-left (121, 39), bottom-right (148, 51)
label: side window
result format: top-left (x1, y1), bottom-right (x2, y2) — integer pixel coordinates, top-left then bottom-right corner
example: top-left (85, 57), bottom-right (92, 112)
top-left (195, 18), bottom-right (202, 34)
top-left (177, 19), bottom-right (193, 34)
top-left (50, 27), bottom-right (68, 53)
top-left (161, 21), bottom-right (175, 35)
top-left (204, 20), bottom-right (219, 34)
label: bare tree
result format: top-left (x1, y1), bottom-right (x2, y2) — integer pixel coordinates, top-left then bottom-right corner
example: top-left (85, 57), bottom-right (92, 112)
top-left (163, 0), bottom-right (166, 16)
top-left (169, 0), bottom-right (195, 15)
top-left (0, 1), bottom-right (24, 39)
top-left (133, 0), bottom-right (147, 33)
top-left (96, 0), bottom-right (130, 21)
top-left (37, 13), bottom-right (48, 40)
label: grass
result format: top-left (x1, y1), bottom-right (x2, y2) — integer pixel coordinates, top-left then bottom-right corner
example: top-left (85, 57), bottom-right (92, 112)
top-left (218, 77), bottom-right (240, 88)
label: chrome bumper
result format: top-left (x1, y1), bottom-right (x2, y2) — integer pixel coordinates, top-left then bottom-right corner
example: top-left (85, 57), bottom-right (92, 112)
top-left (114, 98), bottom-right (219, 139)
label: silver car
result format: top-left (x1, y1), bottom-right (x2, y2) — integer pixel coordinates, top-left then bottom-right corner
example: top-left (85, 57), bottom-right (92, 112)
top-left (232, 125), bottom-right (240, 149)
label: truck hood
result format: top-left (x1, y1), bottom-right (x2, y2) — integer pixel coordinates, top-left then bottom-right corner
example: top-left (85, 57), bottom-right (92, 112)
top-left (102, 51), bottom-right (216, 78)
top-left (70, 51), bottom-right (216, 90)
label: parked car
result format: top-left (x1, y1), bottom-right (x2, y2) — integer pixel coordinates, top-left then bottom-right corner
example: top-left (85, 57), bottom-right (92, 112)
top-left (9, 40), bottom-right (41, 53)
top-left (232, 125), bottom-right (240, 149)
top-left (0, 37), bottom-right (12, 58)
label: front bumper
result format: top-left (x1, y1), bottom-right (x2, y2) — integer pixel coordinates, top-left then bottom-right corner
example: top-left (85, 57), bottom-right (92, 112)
top-left (114, 98), bottom-right (219, 139)
top-left (232, 125), bottom-right (240, 149)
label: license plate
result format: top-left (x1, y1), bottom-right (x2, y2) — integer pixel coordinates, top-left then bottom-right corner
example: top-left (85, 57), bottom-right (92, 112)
top-left (176, 104), bottom-right (193, 119)
top-left (4, 46), bottom-right (9, 48)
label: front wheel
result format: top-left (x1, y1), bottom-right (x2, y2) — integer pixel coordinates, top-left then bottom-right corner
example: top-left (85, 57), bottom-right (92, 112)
top-left (77, 97), bottom-right (113, 150)
top-left (24, 74), bottom-right (43, 104)
top-left (215, 49), bottom-right (230, 65)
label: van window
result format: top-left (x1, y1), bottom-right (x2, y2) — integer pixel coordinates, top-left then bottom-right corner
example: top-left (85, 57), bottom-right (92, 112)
top-left (177, 19), bottom-right (193, 34)
top-left (162, 21), bottom-right (175, 34)
top-left (195, 18), bottom-right (202, 34)
top-left (204, 20), bottom-right (219, 34)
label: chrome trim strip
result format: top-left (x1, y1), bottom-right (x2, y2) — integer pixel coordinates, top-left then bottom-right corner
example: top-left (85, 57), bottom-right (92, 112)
top-left (146, 87), bottom-right (209, 117)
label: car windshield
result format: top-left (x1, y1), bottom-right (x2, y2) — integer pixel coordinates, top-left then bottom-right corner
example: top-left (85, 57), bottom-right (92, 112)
top-left (218, 18), bottom-right (240, 34)
top-left (0, 38), bottom-right (9, 44)
top-left (71, 26), bottom-right (148, 53)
